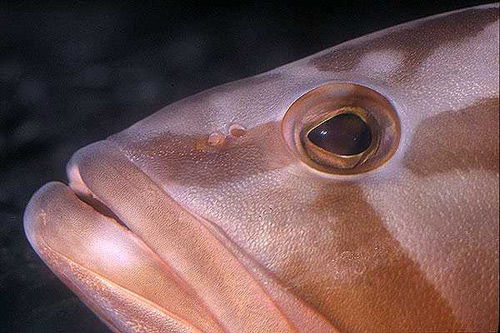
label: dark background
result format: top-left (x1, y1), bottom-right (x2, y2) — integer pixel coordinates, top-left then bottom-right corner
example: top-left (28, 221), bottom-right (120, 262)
top-left (0, 1), bottom-right (494, 332)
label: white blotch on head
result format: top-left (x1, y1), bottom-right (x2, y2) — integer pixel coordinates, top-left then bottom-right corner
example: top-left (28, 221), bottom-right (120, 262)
top-left (357, 50), bottom-right (404, 74)
top-left (411, 20), bottom-right (499, 117)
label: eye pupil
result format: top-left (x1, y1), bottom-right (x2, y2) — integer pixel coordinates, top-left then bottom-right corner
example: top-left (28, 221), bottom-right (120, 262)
top-left (307, 113), bottom-right (372, 156)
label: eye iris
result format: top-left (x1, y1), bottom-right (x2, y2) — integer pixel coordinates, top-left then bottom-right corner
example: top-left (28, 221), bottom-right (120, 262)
top-left (307, 113), bottom-right (372, 155)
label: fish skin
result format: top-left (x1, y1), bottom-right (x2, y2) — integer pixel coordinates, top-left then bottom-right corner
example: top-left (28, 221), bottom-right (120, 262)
top-left (24, 4), bottom-right (499, 332)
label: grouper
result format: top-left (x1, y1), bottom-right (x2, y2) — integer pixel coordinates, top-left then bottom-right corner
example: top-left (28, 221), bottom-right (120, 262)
top-left (24, 4), bottom-right (499, 332)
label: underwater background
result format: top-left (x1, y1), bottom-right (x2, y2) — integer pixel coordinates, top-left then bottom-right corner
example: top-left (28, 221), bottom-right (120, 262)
top-left (0, 1), bottom-right (493, 331)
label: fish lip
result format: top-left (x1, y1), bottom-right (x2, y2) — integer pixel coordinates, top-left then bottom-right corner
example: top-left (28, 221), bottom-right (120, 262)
top-left (66, 158), bottom-right (135, 232)
top-left (73, 186), bottom-right (130, 230)
top-left (22, 182), bottom-right (223, 333)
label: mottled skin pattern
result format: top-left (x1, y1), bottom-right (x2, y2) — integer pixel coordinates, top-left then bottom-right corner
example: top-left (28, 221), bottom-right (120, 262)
top-left (24, 4), bottom-right (499, 332)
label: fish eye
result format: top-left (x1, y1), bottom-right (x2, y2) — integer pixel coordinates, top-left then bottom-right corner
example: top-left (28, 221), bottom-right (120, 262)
top-left (301, 106), bottom-right (380, 170)
top-left (281, 82), bottom-right (400, 175)
top-left (307, 112), bottom-right (372, 155)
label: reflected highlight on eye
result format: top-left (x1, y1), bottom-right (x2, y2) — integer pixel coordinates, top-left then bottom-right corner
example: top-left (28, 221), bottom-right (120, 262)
top-left (300, 106), bottom-right (381, 170)
top-left (307, 112), bottom-right (372, 156)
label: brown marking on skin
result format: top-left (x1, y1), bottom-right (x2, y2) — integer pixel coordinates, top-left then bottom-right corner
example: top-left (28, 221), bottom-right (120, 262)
top-left (117, 113), bottom-right (467, 330)
top-left (120, 121), bottom-right (295, 188)
top-left (405, 97), bottom-right (499, 176)
top-left (277, 183), bottom-right (462, 332)
top-left (112, 107), bottom-right (496, 329)
top-left (309, 8), bottom-right (498, 81)
top-left (123, 97), bottom-right (499, 190)
top-left (24, 4), bottom-right (500, 331)
top-left (108, 96), bottom-right (498, 330)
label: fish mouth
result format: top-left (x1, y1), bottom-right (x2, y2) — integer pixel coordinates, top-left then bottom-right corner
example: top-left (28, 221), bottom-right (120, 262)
top-left (23, 139), bottom-right (227, 332)
top-left (23, 139), bottom-right (335, 332)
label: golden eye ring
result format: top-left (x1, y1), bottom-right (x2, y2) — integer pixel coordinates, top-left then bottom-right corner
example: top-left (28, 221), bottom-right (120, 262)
top-left (281, 82), bottom-right (401, 175)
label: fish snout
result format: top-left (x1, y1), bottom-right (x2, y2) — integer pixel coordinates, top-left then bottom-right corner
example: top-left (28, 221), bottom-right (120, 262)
top-left (24, 140), bottom-right (328, 332)
top-left (23, 142), bottom-right (226, 332)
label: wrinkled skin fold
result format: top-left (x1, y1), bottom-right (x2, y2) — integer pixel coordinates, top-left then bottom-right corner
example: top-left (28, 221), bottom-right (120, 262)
top-left (24, 4), bottom-right (499, 332)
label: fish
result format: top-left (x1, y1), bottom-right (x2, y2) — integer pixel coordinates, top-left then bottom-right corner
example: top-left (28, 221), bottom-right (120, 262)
top-left (24, 4), bottom-right (499, 332)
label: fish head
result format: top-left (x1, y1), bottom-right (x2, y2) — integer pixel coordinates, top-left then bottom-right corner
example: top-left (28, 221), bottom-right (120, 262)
top-left (25, 4), bottom-right (499, 332)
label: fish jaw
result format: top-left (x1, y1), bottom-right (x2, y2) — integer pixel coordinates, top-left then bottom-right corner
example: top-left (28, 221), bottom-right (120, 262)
top-left (24, 3), bottom-right (499, 332)
top-left (24, 140), bottom-right (338, 333)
